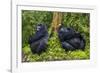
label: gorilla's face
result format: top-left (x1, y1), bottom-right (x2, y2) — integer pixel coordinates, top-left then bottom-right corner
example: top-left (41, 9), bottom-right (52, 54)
top-left (36, 24), bottom-right (44, 31)
top-left (60, 27), bottom-right (66, 32)
top-left (37, 25), bottom-right (41, 31)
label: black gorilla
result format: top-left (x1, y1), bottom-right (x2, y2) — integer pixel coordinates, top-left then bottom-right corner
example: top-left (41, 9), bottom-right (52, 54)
top-left (58, 25), bottom-right (85, 51)
top-left (28, 24), bottom-right (48, 54)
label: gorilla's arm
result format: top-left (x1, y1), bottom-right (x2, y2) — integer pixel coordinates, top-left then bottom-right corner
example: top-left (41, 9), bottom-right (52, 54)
top-left (35, 40), bottom-right (47, 54)
top-left (58, 27), bottom-right (75, 41)
top-left (79, 37), bottom-right (85, 50)
top-left (30, 35), bottom-right (48, 54)
top-left (29, 30), bottom-right (47, 44)
top-left (61, 42), bottom-right (75, 51)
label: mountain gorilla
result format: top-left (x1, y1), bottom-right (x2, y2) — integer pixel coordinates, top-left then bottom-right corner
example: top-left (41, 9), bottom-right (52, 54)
top-left (58, 24), bottom-right (85, 51)
top-left (28, 24), bottom-right (48, 54)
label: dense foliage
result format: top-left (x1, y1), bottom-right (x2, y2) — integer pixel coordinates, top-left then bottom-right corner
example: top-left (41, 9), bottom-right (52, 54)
top-left (22, 10), bottom-right (90, 62)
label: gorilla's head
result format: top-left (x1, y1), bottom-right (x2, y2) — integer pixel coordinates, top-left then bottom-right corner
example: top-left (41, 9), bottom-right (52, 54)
top-left (36, 24), bottom-right (46, 31)
top-left (59, 27), bottom-right (75, 37)
top-left (58, 24), bottom-right (75, 33)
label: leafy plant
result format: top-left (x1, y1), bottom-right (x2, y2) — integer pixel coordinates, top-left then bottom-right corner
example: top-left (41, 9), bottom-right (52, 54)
top-left (22, 11), bottom-right (90, 62)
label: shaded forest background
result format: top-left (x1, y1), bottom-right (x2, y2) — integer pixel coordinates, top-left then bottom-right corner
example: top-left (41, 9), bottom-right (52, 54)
top-left (22, 10), bottom-right (90, 62)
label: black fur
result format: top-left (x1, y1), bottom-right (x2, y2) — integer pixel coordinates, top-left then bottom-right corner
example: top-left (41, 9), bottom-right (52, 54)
top-left (28, 24), bottom-right (48, 54)
top-left (58, 25), bottom-right (85, 51)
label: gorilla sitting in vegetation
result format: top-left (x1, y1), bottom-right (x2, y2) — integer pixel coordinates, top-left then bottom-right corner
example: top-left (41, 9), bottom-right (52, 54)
top-left (58, 24), bottom-right (85, 51)
top-left (28, 24), bottom-right (48, 54)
